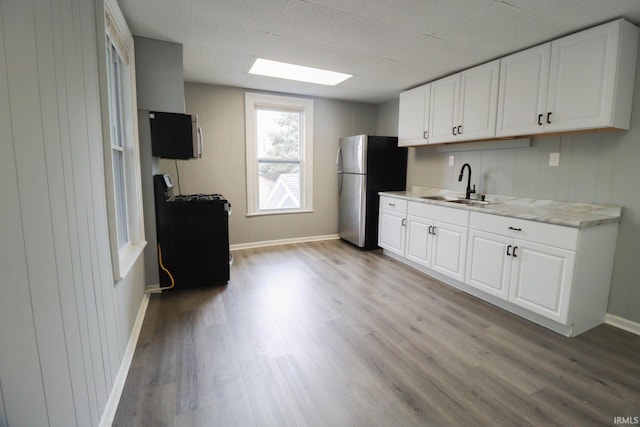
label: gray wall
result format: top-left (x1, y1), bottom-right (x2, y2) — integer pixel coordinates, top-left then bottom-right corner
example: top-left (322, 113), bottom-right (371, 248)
top-left (159, 83), bottom-right (378, 245)
top-left (0, 0), bottom-right (145, 425)
top-left (134, 37), bottom-right (185, 286)
top-left (376, 51), bottom-right (640, 324)
top-left (134, 37), bottom-right (185, 112)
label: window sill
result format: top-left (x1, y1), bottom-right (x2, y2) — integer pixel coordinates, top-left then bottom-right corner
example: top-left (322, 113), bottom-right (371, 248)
top-left (116, 240), bottom-right (147, 281)
top-left (246, 209), bottom-right (314, 218)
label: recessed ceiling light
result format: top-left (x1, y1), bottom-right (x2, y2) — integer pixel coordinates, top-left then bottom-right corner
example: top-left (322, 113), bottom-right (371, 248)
top-left (249, 58), bottom-right (352, 86)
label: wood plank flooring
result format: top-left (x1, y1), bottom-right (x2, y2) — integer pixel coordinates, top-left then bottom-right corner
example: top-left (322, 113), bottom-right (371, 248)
top-left (113, 239), bottom-right (640, 426)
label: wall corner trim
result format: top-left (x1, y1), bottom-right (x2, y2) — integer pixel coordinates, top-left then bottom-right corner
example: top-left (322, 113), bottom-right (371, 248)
top-left (605, 313), bottom-right (640, 336)
top-left (99, 292), bottom-right (150, 427)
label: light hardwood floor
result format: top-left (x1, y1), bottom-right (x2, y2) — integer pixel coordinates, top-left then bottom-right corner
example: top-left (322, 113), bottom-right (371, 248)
top-left (114, 239), bottom-right (640, 426)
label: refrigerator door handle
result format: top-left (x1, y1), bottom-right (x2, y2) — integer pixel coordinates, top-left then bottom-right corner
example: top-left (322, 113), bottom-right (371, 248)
top-left (336, 146), bottom-right (344, 194)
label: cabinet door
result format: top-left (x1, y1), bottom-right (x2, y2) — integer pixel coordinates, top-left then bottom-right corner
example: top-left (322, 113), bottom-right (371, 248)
top-left (496, 44), bottom-right (551, 137)
top-left (431, 221), bottom-right (467, 282)
top-left (509, 240), bottom-right (575, 324)
top-left (398, 84), bottom-right (430, 146)
top-left (457, 60), bottom-right (500, 141)
top-left (429, 74), bottom-right (459, 144)
top-left (465, 229), bottom-right (512, 300)
top-left (378, 209), bottom-right (406, 257)
top-left (545, 22), bottom-right (620, 132)
top-left (405, 215), bottom-right (433, 267)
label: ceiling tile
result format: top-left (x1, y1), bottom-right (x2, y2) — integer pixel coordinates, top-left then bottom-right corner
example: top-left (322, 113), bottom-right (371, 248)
top-left (432, 2), bottom-right (569, 55)
top-left (301, 0), bottom-right (495, 35)
top-left (504, 0), bottom-right (640, 28)
top-left (118, 0), bottom-right (640, 103)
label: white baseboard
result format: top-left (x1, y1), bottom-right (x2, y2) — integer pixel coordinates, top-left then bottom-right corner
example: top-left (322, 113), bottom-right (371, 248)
top-left (230, 234), bottom-right (339, 251)
top-left (99, 292), bottom-right (150, 427)
top-left (605, 314), bottom-right (640, 336)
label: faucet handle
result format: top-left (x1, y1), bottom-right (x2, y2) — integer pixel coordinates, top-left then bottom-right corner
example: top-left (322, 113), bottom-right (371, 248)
top-left (471, 184), bottom-right (476, 194)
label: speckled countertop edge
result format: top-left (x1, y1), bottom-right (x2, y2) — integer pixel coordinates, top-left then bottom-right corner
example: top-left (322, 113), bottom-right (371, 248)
top-left (379, 187), bottom-right (622, 229)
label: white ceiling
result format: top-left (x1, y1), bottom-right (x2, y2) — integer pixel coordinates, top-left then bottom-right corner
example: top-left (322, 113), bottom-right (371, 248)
top-left (118, 0), bottom-right (640, 104)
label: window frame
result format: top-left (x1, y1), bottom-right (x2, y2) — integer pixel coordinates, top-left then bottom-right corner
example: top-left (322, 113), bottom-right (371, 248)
top-left (101, 0), bottom-right (146, 280)
top-left (245, 92), bottom-right (314, 216)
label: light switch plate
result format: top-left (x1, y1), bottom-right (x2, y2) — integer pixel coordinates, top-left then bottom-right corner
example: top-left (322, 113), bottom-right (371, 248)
top-left (449, 155), bottom-right (455, 166)
top-left (549, 152), bottom-right (560, 167)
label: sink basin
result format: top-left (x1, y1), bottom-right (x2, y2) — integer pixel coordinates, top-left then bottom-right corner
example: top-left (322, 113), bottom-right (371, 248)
top-left (420, 195), bottom-right (458, 201)
top-left (450, 199), bottom-right (491, 206)
top-left (420, 195), bottom-right (495, 206)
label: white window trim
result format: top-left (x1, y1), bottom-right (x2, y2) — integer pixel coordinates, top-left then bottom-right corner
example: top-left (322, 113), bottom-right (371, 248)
top-left (101, 0), bottom-right (146, 281)
top-left (244, 92), bottom-right (314, 216)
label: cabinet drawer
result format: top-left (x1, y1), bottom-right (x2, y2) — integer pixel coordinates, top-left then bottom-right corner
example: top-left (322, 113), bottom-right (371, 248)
top-left (408, 201), bottom-right (469, 227)
top-left (470, 212), bottom-right (578, 250)
top-left (380, 196), bottom-right (407, 213)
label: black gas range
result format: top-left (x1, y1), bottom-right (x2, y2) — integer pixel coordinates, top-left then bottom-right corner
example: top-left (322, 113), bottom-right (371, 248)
top-left (170, 193), bottom-right (227, 202)
top-left (153, 174), bottom-right (231, 289)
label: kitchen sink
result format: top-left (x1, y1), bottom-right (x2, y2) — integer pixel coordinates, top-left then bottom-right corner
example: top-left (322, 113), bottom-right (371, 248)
top-left (450, 199), bottom-right (491, 206)
top-left (420, 195), bottom-right (458, 201)
top-left (420, 195), bottom-right (494, 206)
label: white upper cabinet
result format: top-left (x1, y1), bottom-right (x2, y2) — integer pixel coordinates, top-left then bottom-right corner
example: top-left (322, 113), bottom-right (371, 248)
top-left (458, 60), bottom-right (500, 141)
top-left (497, 19), bottom-right (639, 137)
top-left (429, 60), bottom-right (500, 144)
top-left (398, 84), bottom-right (430, 146)
top-left (496, 44), bottom-right (551, 136)
top-left (429, 74), bottom-right (459, 144)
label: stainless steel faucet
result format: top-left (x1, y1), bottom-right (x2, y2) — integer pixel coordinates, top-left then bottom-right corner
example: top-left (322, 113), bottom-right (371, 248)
top-left (458, 163), bottom-right (476, 199)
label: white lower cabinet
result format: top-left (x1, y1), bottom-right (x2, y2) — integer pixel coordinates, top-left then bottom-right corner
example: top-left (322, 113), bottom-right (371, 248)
top-left (405, 215), bottom-right (432, 266)
top-left (466, 227), bottom-right (576, 324)
top-left (405, 202), bottom-right (468, 282)
top-left (378, 196), bottom-right (408, 257)
top-left (431, 221), bottom-right (467, 282)
top-left (466, 229), bottom-right (512, 299)
top-left (378, 195), bottom-right (619, 336)
top-left (509, 241), bottom-right (575, 323)
top-left (465, 212), bottom-right (578, 325)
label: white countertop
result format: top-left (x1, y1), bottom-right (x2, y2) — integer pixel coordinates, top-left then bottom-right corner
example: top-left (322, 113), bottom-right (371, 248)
top-left (379, 187), bottom-right (622, 229)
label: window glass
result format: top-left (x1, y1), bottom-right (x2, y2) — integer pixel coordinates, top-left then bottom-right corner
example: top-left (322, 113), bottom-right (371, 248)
top-left (245, 93), bottom-right (314, 215)
top-left (106, 34), bottom-right (130, 249)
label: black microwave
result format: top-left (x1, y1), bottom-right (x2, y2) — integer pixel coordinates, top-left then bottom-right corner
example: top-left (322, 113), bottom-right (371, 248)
top-left (150, 111), bottom-right (202, 159)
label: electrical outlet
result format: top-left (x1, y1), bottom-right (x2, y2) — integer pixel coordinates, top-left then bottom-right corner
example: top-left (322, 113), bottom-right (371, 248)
top-left (549, 152), bottom-right (560, 167)
top-left (448, 155), bottom-right (455, 166)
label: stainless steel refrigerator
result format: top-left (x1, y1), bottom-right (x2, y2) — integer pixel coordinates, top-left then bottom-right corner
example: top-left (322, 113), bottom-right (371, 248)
top-left (337, 135), bottom-right (407, 249)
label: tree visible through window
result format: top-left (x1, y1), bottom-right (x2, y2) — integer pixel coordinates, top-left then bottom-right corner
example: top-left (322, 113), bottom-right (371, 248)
top-left (257, 109), bottom-right (302, 209)
top-left (245, 93), bottom-right (314, 215)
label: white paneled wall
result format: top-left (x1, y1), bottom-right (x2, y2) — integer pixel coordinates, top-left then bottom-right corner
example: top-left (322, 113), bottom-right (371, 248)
top-left (0, 0), bottom-right (145, 426)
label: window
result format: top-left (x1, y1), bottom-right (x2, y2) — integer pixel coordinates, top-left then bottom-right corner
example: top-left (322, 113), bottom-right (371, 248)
top-left (103, 0), bottom-right (145, 280)
top-left (106, 35), bottom-right (129, 249)
top-left (245, 93), bottom-right (313, 215)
